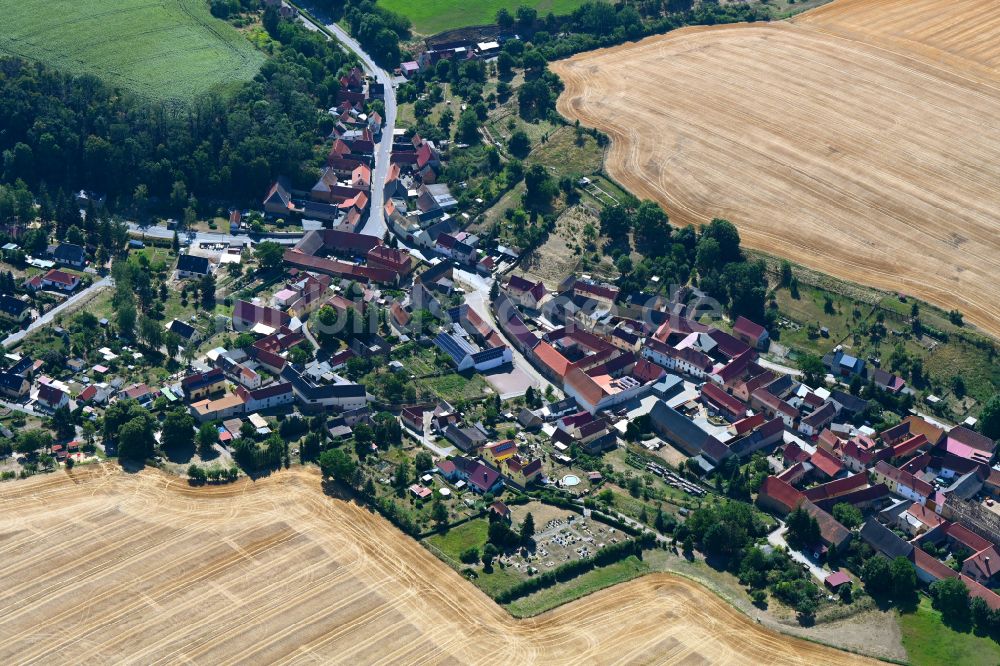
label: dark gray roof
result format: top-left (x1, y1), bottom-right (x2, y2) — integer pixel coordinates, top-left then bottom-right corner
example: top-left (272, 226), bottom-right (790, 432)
top-left (53, 243), bottom-right (85, 264)
top-left (167, 319), bottom-right (198, 340)
top-left (0, 371), bottom-right (27, 392)
top-left (650, 400), bottom-right (730, 463)
top-left (860, 518), bottom-right (914, 559)
top-left (830, 389), bottom-right (868, 415)
top-left (763, 374), bottom-right (797, 398)
top-left (0, 294), bottom-right (29, 317)
top-left (176, 254), bottom-right (210, 275)
top-left (280, 364), bottom-right (366, 400)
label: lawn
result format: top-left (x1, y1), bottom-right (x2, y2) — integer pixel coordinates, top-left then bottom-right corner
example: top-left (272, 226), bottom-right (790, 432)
top-left (417, 372), bottom-right (491, 403)
top-left (899, 597), bottom-right (1000, 666)
top-left (526, 125), bottom-right (604, 181)
top-left (0, 0), bottom-right (263, 104)
top-left (772, 283), bottom-right (873, 357)
top-left (505, 556), bottom-right (649, 617)
top-left (379, 0), bottom-right (601, 35)
top-left (424, 518), bottom-right (489, 563)
top-left (394, 344), bottom-right (442, 376)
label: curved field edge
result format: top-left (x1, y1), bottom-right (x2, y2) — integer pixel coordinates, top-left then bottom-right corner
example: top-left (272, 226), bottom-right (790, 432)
top-left (0, 0), bottom-right (263, 103)
top-left (549, 2), bottom-right (1000, 339)
top-left (0, 465), bottom-right (875, 664)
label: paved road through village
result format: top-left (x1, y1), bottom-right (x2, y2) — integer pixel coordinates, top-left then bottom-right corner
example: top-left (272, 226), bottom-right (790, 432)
top-left (295, 7), bottom-right (397, 239)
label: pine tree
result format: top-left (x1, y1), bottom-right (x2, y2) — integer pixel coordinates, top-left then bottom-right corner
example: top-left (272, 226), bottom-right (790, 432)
top-left (520, 512), bottom-right (535, 544)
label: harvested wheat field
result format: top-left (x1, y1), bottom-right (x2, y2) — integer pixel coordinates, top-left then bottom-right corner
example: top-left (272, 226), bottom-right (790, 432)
top-left (0, 466), bottom-right (873, 664)
top-left (552, 0), bottom-right (1000, 337)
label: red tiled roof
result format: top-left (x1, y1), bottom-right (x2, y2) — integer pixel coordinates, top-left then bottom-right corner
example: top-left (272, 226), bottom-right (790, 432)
top-left (733, 316), bottom-right (766, 342)
top-left (946, 523), bottom-right (993, 553)
top-left (42, 269), bottom-right (77, 286)
top-left (961, 574), bottom-right (1000, 610)
top-left (751, 388), bottom-right (797, 418)
top-left (733, 412), bottom-right (766, 435)
top-left (783, 441), bottom-right (809, 465)
top-left (701, 382), bottom-right (746, 417)
top-left (912, 547), bottom-right (959, 582)
top-left (533, 341), bottom-right (570, 379)
top-left (714, 349), bottom-right (754, 384)
top-left (948, 426), bottom-right (996, 454)
top-left (758, 476), bottom-right (806, 513)
top-left (824, 571), bottom-right (851, 589)
top-left (38, 383), bottom-right (66, 405)
top-left (810, 447), bottom-right (844, 478)
top-left (803, 473), bottom-right (867, 502)
top-left (574, 280), bottom-right (619, 301)
top-left (893, 433), bottom-right (929, 459)
top-left (565, 367), bottom-right (607, 409)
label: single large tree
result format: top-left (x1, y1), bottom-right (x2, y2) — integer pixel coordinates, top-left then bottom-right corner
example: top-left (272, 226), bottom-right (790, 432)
top-left (520, 512), bottom-right (535, 545)
top-left (161, 409), bottom-right (195, 451)
top-left (254, 241), bottom-right (284, 272)
top-left (196, 422), bottom-right (218, 458)
top-left (980, 394), bottom-right (1000, 440)
top-left (785, 505), bottom-right (821, 550)
top-left (319, 448), bottom-right (356, 482)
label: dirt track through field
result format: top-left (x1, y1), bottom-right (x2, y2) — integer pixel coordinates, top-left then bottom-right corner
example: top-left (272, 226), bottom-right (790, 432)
top-left (0, 466), bottom-right (875, 664)
top-left (551, 0), bottom-right (1000, 337)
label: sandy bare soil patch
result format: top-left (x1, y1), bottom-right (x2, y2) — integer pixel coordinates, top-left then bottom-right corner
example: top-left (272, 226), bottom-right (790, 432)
top-left (0, 466), bottom-right (875, 664)
top-left (551, 0), bottom-right (1000, 337)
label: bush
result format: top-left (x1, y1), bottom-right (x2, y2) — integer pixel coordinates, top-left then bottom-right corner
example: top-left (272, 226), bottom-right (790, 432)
top-left (459, 547), bottom-right (480, 564)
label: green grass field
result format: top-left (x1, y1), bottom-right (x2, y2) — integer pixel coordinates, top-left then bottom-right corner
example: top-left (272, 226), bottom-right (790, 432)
top-left (0, 0), bottom-right (264, 104)
top-left (505, 556), bottom-right (649, 617)
top-left (417, 372), bottom-right (490, 403)
top-left (899, 598), bottom-right (1000, 666)
top-left (379, 0), bottom-right (598, 35)
top-left (424, 519), bottom-right (489, 562)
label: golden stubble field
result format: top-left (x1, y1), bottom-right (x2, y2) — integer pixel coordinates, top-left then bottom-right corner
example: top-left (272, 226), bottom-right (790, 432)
top-left (551, 0), bottom-right (1000, 337)
top-left (0, 466), bottom-right (875, 664)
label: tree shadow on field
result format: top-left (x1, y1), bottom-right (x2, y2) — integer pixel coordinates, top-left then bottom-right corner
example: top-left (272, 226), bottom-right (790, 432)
top-left (161, 440), bottom-right (194, 464)
top-left (119, 459), bottom-right (146, 474)
top-left (321, 478), bottom-right (371, 513)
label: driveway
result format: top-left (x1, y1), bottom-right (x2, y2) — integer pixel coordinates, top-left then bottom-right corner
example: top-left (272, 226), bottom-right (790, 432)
top-left (403, 414), bottom-right (455, 458)
top-left (759, 357), bottom-right (803, 377)
top-left (3, 277), bottom-right (113, 349)
top-left (767, 524), bottom-right (828, 583)
top-left (456, 269), bottom-right (559, 398)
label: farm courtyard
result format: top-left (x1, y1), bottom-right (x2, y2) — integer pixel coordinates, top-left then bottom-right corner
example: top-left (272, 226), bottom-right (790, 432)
top-left (551, 0), bottom-right (1000, 339)
top-left (0, 465), bottom-right (872, 664)
top-left (0, 0), bottom-right (263, 103)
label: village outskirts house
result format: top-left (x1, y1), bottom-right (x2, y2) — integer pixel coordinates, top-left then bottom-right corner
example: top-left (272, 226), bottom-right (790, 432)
top-left (507, 275), bottom-right (546, 310)
top-left (36, 383), bottom-right (70, 411)
top-left (40, 269), bottom-right (80, 293)
top-left (0, 370), bottom-right (29, 400)
top-left (0, 294), bottom-right (31, 323)
top-left (175, 254), bottom-right (212, 279)
top-left (51, 243), bottom-right (86, 269)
